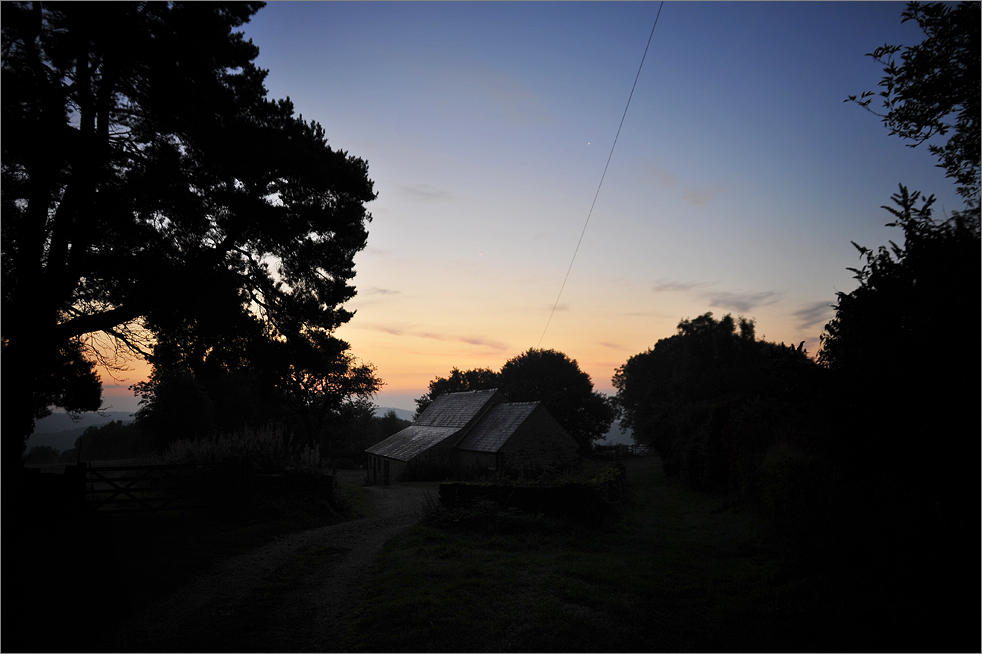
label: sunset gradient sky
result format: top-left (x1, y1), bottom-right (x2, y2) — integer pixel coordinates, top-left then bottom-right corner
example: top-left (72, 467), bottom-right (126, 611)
top-left (98, 2), bottom-right (962, 413)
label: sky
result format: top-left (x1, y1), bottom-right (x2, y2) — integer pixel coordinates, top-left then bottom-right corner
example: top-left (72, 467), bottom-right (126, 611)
top-left (97, 1), bottom-right (962, 414)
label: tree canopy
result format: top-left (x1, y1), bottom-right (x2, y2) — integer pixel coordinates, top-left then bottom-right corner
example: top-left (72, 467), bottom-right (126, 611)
top-left (613, 313), bottom-right (820, 490)
top-left (830, 0), bottom-right (981, 450)
top-left (413, 367), bottom-right (501, 416)
top-left (2, 3), bottom-right (378, 467)
top-left (822, 0), bottom-right (980, 547)
top-left (414, 349), bottom-right (615, 453)
top-left (819, 187), bottom-right (980, 389)
top-left (499, 349), bottom-right (616, 453)
top-left (848, 1), bottom-right (980, 201)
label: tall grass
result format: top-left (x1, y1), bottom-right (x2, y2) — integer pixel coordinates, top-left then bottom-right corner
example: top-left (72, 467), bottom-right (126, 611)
top-left (154, 424), bottom-right (320, 473)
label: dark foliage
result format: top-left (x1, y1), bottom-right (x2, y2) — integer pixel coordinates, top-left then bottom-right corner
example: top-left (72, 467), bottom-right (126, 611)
top-left (499, 349), bottom-right (617, 453)
top-left (413, 367), bottom-right (500, 417)
top-left (848, 1), bottom-right (980, 200)
top-left (2, 2), bottom-right (377, 470)
top-left (23, 444), bottom-right (60, 465)
top-left (133, 347), bottom-right (381, 454)
top-left (614, 313), bottom-right (823, 496)
top-left (427, 462), bottom-right (629, 530)
top-left (133, 369), bottom-right (217, 450)
top-left (323, 400), bottom-right (411, 467)
top-left (818, 188), bottom-right (980, 551)
top-left (72, 419), bottom-right (151, 461)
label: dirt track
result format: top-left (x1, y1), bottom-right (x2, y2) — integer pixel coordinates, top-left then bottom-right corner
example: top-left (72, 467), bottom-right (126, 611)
top-left (93, 473), bottom-right (431, 653)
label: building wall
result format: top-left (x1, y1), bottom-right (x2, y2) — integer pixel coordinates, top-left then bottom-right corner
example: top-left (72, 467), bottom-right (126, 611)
top-left (455, 449), bottom-right (500, 471)
top-left (368, 454), bottom-right (407, 485)
top-left (498, 406), bottom-right (578, 473)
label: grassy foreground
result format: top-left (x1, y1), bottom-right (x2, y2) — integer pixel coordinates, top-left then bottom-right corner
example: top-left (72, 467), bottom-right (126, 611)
top-left (343, 457), bottom-right (917, 653)
top-left (7, 470), bottom-right (372, 653)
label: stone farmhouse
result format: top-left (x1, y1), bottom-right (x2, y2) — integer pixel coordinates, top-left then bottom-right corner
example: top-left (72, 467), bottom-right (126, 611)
top-left (365, 389), bottom-right (578, 484)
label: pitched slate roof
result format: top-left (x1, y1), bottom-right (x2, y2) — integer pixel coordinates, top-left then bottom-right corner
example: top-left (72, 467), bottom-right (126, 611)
top-left (454, 401), bottom-right (541, 454)
top-left (415, 388), bottom-right (502, 428)
top-left (365, 389), bottom-right (503, 462)
top-left (365, 425), bottom-right (459, 462)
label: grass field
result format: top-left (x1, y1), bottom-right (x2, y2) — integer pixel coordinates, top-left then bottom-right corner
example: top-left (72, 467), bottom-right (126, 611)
top-left (342, 456), bottom-right (958, 653)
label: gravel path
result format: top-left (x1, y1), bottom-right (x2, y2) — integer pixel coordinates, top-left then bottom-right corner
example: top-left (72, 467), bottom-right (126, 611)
top-left (94, 474), bottom-right (432, 653)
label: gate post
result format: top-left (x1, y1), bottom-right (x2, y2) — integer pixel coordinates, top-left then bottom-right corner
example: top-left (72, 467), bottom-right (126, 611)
top-left (66, 461), bottom-right (88, 509)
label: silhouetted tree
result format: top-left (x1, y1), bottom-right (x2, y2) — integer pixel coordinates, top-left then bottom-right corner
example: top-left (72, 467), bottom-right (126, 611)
top-left (848, 1), bottom-right (980, 201)
top-left (499, 349), bottom-right (615, 453)
top-left (2, 3), bottom-right (377, 471)
top-left (614, 313), bottom-right (821, 491)
top-left (614, 313), bottom-right (763, 444)
top-left (73, 419), bottom-right (150, 461)
top-left (377, 409), bottom-right (412, 438)
top-left (133, 369), bottom-right (217, 451)
top-left (414, 367), bottom-right (501, 417)
top-left (832, 0), bottom-right (980, 539)
top-left (134, 328), bottom-right (380, 455)
top-left (271, 331), bottom-right (382, 451)
top-left (23, 445), bottom-right (60, 465)
top-left (818, 187), bottom-right (979, 520)
top-left (325, 400), bottom-right (410, 466)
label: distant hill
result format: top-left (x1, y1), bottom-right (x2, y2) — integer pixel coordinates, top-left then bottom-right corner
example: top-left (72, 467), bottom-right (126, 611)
top-left (27, 411), bottom-right (136, 453)
top-left (599, 419), bottom-right (634, 446)
top-left (374, 406), bottom-right (415, 422)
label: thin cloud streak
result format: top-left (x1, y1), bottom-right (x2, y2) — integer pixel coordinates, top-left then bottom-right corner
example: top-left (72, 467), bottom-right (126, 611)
top-left (364, 287), bottom-right (401, 296)
top-left (793, 299), bottom-right (835, 330)
top-left (438, 64), bottom-right (552, 126)
top-left (644, 164), bottom-right (725, 207)
top-left (397, 183), bottom-right (455, 202)
top-left (683, 187), bottom-right (724, 207)
top-left (652, 279), bottom-right (707, 293)
top-left (366, 323), bottom-right (509, 351)
top-left (703, 290), bottom-right (780, 313)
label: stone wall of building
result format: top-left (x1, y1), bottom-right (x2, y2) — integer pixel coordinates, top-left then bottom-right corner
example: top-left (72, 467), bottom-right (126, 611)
top-left (499, 406), bottom-right (578, 473)
top-left (455, 449), bottom-right (499, 472)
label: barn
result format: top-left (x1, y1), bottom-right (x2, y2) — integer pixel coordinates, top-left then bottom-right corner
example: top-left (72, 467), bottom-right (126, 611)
top-left (365, 389), bottom-right (578, 484)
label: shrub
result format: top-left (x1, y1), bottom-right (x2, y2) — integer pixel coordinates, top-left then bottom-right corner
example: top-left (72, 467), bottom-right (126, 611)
top-left (323, 457), bottom-right (359, 471)
top-left (436, 461), bottom-right (630, 525)
top-left (420, 492), bottom-right (546, 534)
top-left (753, 442), bottom-right (846, 558)
top-left (74, 420), bottom-right (152, 461)
top-left (24, 445), bottom-right (61, 465)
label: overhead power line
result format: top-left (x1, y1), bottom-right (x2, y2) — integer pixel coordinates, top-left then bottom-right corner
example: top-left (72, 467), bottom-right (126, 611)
top-left (537, 1), bottom-right (665, 349)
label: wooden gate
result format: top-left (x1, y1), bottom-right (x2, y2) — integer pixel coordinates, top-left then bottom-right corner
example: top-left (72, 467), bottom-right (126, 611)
top-left (67, 459), bottom-right (245, 512)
